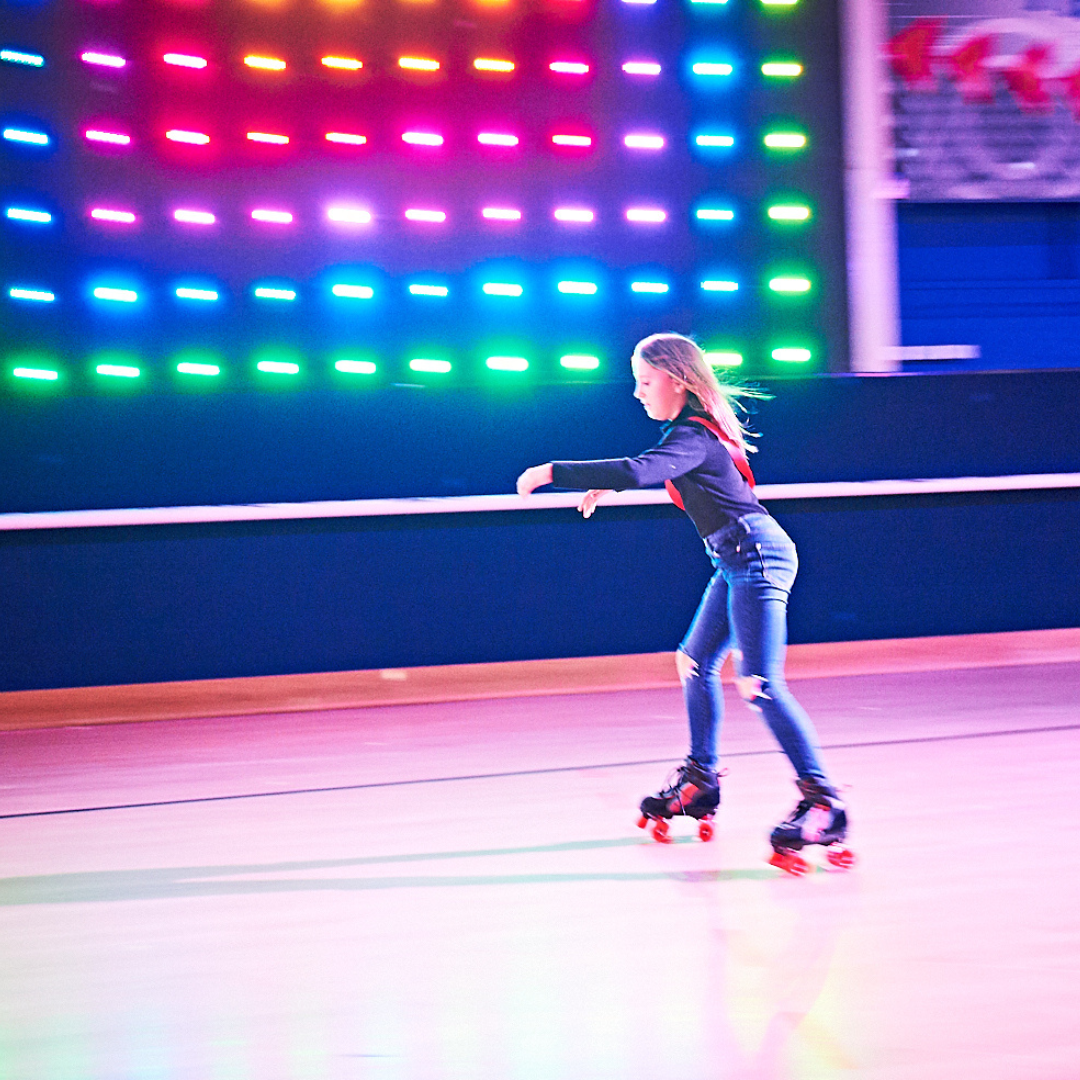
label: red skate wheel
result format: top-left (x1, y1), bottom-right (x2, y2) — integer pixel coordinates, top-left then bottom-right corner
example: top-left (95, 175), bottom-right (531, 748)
top-left (769, 849), bottom-right (811, 876)
top-left (651, 819), bottom-right (672, 844)
top-left (697, 819), bottom-right (715, 842)
top-left (637, 815), bottom-right (649, 830)
top-left (826, 846), bottom-right (856, 870)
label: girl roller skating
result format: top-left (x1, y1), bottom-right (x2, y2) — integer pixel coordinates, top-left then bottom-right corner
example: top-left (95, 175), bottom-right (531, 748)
top-left (516, 332), bottom-right (854, 875)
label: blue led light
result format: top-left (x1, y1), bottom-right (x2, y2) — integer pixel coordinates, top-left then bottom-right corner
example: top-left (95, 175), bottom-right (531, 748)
top-left (692, 62), bottom-right (733, 76)
top-left (254, 286), bottom-right (297, 301)
top-left (695, 134), bottom-right (735, 148)
top-left (631, 281), bottom-right (669, 294)
top-left (557, 281), bottom-right (598, 295)
top-left (696, 207), bottom-right (735, 221)
top-left (93, 287), bottom-right (138, 303)
top-left (1, 49), bottom-right (45, 67)
top-left (409, 284), bottom-right (449, 297)
top-left (5, 207), bottom-right (52, 223)
top-left (701, 280), bottom-right (739, 292)
top-left (331, 284), bottom-right (375, 299)
top-left (175, 287), bottom-right (220, 301)
top-left (3, 127), bottom-right (49, 146)
top-left (9, 287), bottom-right (55, 302)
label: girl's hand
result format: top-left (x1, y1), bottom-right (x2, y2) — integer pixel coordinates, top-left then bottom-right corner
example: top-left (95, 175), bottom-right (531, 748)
top-left (577, 489), bottom-right (612, 519)
top-left (516, 463), bottom-right (553, 497)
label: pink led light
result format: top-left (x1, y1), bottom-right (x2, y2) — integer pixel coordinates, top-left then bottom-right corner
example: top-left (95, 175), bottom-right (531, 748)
top-left (405, 208), bottom-right (447, 223)
top-left (622, 61), bottom-right (661, 76)
top-left (90, 208), bottom-right (136, 224)
top-left (163, 53), bottom-right (208, 69)
top-left (402, 131), bottom-right (444, 147)
top-left (251, 209), bottom-right (294, 224)
top-left (247, 131), bottom-right (290, 145)
top-left (81, 51), bottom-right (126, 69)
top-left (166, 129), bottom-right (210, 145)
top-left (552, 134), bottom-right (593, 148)
top-left (554, 207), bottom-right (595, 223)
top-left (325, 132), bottom-right (368, 146)
top-left (549, 61), bottom-right (590, 75)
top-left (85, 129), bottom-right (131, 146)
top-left (477, 132), bottom-right (519, 147)
top-left (624, 133), bottom-right (665, 150)
top-left (482, 207), bottom-right (522, 221)
top-left (173, 209), bottom-right (216, 225)
top-left (626, 207), bottom-right (667, 223)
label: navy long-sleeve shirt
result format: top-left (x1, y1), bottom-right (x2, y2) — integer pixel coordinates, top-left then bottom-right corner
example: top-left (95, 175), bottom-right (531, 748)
top-left (550, 406), bottom-right (765, 538)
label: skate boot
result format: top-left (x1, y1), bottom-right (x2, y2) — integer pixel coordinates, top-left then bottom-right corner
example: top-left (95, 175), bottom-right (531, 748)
top-left (769, 777), bottom-right (855, 875)
top-left (637, 758), bottom-right (720, 843)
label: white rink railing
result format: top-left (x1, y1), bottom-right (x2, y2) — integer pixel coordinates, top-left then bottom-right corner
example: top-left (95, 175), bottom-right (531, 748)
top-left (2, 473), bottom-right (1079, 532)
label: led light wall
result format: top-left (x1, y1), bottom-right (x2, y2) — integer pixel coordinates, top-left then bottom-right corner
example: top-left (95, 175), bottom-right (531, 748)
top-left (2, 0), bottom-right (846, 392)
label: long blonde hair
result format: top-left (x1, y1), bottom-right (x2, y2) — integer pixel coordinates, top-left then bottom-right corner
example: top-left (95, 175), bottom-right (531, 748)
top-left (632, 333), bottom-right (767, 454)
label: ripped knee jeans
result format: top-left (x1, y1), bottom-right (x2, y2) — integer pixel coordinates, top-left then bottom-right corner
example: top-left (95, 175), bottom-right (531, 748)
top-left (677, 513), bottom-right (827, 780)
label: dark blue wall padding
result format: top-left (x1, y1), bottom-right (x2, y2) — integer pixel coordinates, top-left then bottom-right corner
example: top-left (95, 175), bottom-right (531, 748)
top-left (2, 370), bottom-right (1079, 691)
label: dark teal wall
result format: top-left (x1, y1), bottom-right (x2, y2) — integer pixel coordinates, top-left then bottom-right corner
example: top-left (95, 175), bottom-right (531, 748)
top-left (2, 370), bottom-right (1079, 691)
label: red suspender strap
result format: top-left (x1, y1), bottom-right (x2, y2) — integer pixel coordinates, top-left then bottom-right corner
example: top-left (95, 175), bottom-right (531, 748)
top-left (664, 416), bottom-right (756, 511)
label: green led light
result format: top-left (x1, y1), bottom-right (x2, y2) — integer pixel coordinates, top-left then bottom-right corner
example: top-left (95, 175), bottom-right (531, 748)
top-left (96, 363), bottom-right (140, 378)
top-left (409, 284), bottom-right (449, 297)
top-left (482, 282), bottom-right (523, 297)
top-left (254, 287), bottom-right (297, 301)
top-left (696, 208), bottom-right (735, 222)
top-left (768, 204), bottom-right (811, 222)
top-left (701, 280), bottom-right (739, 292)
top-left (257, 360), bottom-right (300, 374)
top-left (764, 132), bottom-right (807, 149)
top-left (177, 361), bottom-right (220, 376)
top-left (335, 358), bottom-right (377, 374)
top-left (773, 347), bottom-right (812, 362)
top-left (331, 284), bottom-right (374, 299)
top-left (560, 354), bottom-right (600, 370)
top-left (769, 276), bottom-right (812, 293)
top-left (704, 351), bottom-right (743, 367)
top-left (761, 0), bottom-right (798, 6)
top-left (13, 366), bottom-right (59, 380)
top-left (409, 358), bottom-right (452, 373)
top-left (486, 355), bottom-right (529, 372)
top-left (557, 281), bottom-right (598, 295)
top-left (762, 61), bottom-right (803, 77)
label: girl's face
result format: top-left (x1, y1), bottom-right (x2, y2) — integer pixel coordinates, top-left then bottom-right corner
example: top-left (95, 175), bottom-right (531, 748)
top-left (632, 355), bottom-right (687, 421)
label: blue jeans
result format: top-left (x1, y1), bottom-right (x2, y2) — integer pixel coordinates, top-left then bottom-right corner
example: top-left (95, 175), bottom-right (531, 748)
top-left (679, 513), bottom-right (828, 780)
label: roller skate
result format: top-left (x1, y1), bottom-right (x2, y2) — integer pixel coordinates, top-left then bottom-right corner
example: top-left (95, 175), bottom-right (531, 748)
top-left (769, 777), bottom-right (856, 876)
top-left (637, 758), bottom-right (720, 843)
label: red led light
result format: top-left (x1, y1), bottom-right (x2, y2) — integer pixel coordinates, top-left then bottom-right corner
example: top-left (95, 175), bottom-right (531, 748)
top-left (552, 133), bottom-right (593, 148)
top-left (477, 132), bottom-right (519, 147)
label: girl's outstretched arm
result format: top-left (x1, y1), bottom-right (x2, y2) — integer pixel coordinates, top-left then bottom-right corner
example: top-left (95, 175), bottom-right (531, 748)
top-left (516, 463), bottom-right (553, 496)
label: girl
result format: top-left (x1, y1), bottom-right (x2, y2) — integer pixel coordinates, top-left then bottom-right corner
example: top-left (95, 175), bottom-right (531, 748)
top-left (516, 332), bottom-right (852, 873)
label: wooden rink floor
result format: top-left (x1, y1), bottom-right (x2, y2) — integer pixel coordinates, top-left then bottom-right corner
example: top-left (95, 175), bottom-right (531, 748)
top-left (2, 661), bottom-right (1080, 1080)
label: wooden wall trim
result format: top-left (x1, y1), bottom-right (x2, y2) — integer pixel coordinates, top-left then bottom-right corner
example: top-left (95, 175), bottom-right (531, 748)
top-left (2, 628), bottom-right (1078, 732)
